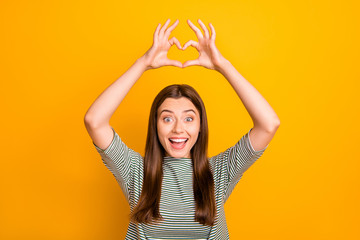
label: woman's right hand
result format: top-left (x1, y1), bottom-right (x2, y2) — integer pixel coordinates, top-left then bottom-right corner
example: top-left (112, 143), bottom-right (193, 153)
top-left (141, 19), bottom-right (183, 70)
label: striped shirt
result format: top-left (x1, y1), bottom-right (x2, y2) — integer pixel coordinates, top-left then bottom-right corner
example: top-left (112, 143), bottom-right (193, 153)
top-left (93, 127), bottom-right (267, 239)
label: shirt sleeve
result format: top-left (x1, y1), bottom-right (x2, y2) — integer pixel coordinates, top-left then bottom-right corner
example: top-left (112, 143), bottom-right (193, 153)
top-left (209, 128), bottom-right (268, 202)
top-left (92, 127), bottom-right (142, 204)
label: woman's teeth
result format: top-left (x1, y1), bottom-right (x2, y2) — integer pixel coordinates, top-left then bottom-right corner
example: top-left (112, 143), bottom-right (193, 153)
top-left (169, 138), bottom-right (188, 143)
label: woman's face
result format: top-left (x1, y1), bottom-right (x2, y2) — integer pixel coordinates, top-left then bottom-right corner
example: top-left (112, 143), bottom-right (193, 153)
top-left (157, 97), bottom-right (201, 158)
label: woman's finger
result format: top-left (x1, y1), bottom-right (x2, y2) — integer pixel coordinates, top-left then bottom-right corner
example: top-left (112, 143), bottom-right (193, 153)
top-left (153, 23), bottom-right (161, 44)
top-left (159, 19), bottom-right (171, 39)
top-left (182, 40), bottom-right (199, 51)
top-left (209, 23), bottom-right (216, 41)
top-left (169, 37), bottom-right (183, 50)
top-left (165, 59), bottom-right (183, 68)
top-left (197, 19), bottom-right (209, 39)
top-left (164, 19), bottom-right (179, 39)
top-left (183, 59), bottom-right (200, 68)
top-left (187, 19), bottom-right (203, 40)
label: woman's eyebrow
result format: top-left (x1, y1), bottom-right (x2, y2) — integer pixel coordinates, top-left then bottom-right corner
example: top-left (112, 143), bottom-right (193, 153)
top-left (160, 109), bottom-right (196, 114)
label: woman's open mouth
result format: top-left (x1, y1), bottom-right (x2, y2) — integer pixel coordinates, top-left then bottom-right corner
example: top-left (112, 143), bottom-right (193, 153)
top-left (169, 138), bottom-right (188, 150)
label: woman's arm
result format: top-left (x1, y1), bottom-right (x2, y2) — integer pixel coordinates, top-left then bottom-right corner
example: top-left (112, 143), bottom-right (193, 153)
top-left (84, 58), bottom-right (147, 129)
top-left (183, 19), bottom-right (280, 151)
top-left (84, 19), bottom-right (183, 150)
top-left (216, 59), bottom-right (280, 151)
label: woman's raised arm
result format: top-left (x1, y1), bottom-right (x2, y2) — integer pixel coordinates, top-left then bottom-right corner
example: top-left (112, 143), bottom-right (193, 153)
top-left (84, 19), bottom-right (183, 150)
top-left (183, 19), bottom-right (280, 151)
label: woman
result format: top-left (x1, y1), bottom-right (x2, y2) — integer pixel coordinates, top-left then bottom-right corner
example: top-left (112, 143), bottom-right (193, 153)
top-left (84, 19), bottom-right (280, 240)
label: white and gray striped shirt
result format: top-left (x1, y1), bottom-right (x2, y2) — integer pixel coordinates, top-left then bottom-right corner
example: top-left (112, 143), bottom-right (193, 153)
top-left (93, 127), bottom-right (267, 239)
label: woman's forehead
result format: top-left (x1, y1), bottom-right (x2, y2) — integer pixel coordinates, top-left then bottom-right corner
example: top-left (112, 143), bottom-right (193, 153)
top-left (158, 97), bottom-right (198, 114)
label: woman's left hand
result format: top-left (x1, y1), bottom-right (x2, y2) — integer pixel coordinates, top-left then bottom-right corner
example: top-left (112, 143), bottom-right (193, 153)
top-left (182, 19), bottom-right (228, 71)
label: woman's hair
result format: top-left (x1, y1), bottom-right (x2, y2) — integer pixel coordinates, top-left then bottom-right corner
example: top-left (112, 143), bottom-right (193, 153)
top-left (130, 84), bottom-right (216, 226)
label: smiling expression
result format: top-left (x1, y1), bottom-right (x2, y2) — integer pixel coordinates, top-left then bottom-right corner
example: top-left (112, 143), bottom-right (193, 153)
top-left (157, 97), bottom-right (201, 158)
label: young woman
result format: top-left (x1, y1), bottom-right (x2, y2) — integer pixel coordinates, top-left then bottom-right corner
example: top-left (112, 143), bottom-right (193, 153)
top-left (84, 19), bottom-right (280, 240)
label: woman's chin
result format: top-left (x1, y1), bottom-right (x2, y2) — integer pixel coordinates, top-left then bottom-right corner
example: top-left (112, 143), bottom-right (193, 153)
top-left (166, 151), bottom-right (190, 159)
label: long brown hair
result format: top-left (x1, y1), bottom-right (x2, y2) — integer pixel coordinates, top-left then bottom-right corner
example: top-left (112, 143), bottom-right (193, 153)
top-left (130, 84), bottom-right (216, 226)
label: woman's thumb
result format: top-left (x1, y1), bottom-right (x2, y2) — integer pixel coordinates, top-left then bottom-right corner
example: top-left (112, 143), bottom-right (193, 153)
top-left (166, 59), bottom-right (183, 68)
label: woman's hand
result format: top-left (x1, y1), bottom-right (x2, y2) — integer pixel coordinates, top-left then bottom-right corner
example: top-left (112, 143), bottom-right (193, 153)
top-left (182, 19), bottom-right (228, 71)
top-left (141, 19), bottom-right (183, 70)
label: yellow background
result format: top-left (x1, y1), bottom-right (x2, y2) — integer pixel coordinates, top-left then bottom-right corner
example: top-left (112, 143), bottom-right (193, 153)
top-left (1, 0), bottom-right (359, 239)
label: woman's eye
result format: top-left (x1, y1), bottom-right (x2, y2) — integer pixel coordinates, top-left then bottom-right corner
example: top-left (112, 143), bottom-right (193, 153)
top-left (185, 117), bottom-right (193, 122)
top-left (164, 117), bottom-right (172, 122)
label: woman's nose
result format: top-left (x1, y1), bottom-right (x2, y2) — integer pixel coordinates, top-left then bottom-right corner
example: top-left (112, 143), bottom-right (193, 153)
top-left (172, 120), bottom-right (184, 133)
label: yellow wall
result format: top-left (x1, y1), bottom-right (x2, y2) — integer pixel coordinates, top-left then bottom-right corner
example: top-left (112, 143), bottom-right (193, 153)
top-left (1, 0), bottom-right (359, 239)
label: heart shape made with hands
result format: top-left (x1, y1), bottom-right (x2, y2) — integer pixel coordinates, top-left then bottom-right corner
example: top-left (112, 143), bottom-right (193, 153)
top-left (168, 41), bottom-right (199, 66)
top-left (147, 19), bottom-right (220, 69)
top-left (163, 40), bottom-right (217, 70)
